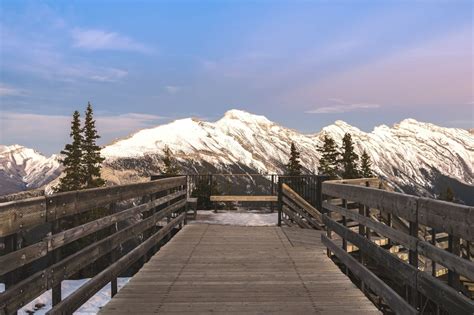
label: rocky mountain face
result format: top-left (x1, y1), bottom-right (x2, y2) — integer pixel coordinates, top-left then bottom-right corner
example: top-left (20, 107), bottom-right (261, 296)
top-left (102, 110), bottom-right (473, 199)
top-left (0, 145), bottom-right (62, 195)
top-left (1, 110), bottom-right (473, 202)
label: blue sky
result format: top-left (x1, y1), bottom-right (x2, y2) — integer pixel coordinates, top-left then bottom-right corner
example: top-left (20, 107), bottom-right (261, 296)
top-left (0, 0), bottom-right (472, 155)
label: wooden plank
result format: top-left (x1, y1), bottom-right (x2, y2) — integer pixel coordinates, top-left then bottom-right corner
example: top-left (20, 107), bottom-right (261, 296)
top-left (321, 235), bottom-right (417, 315)
top-left (323, 201), bottom-right (417, 250)
top-left (417, 240), bottom-right (474, 282)
top-left (282, 184), bottom-right (323, 224)
top-left (282, 196), bottom-right (323, 229)
top-left (322, 183), bottom-right (417, 222)
top-left (47, 176), bottom-right (186, 221)
top-left (0, 177), bottom-right (186, 237)
top-left (323, 201), bottom-right (474, 281)
top-left (282, 206), bottom-right (311, 229)
top-left (0, 197), bottom-right (46, 237)
top-left (0, 191), bottom-right (186, 275)
top-left (323, 215), bottom-right (474, 314)
top-left (99, 224), bottom-right (379, 314)
top-left (418, 198), bottom-right (473, 242)
top-left (209, 195), bottom-right (278, 202)
top-left (0, 199), bottom-right (186, 314)
top-left (48, 213), bottom-right (186, 315)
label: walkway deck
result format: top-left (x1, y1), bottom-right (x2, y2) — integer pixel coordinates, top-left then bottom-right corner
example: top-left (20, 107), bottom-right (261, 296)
top-left (100, 224), bottom-right (380, 314)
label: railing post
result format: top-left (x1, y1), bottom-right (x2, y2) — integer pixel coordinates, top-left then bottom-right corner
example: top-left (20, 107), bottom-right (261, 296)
top-left (4, 233), bottom-right (19, 315)
top-left (271, 174), bottom-right (275, 213)
top-left (408, 201), bottom-right (419, 310)
top-left (316, 175), bottom-right (328, 214)
top-left (448, 234), bottom-right (461, 290)
top-left (277, 179), bottom-right (282, 227)
top-left (52, 220), bottom-right (62, 306)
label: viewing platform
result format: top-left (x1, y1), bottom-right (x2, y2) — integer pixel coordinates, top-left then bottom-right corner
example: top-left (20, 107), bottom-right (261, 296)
top-left (1, 175), bottom-right (472, 314)
top-left (100, 224), bottom-right (379, 314)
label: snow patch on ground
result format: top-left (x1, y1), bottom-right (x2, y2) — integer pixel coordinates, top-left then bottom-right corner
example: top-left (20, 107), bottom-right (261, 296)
top-left (192, 210), bottom-right (278, 226)
top-left (1, 278), bottom-right (130, 314)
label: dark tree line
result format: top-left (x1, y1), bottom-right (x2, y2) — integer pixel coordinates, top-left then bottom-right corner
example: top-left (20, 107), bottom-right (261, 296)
top-left (285, 134), bottom-right (374, 179)
top-left (316, 133), bottom-right (374, 179)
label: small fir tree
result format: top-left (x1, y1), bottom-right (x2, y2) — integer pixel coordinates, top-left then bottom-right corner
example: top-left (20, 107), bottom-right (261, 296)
top-left (317, 135), bottom-right (340, 178)
top-left (55, 111), bottom-right (84, 192)
top-left (286, 142), bottom-right (302, 176)
top-left (340, 133), bottom-right (360, 179)
top-left (162, 145), bottom-right (180, 175)
top-left (360, 150), bottom-right (374, 178)
top-left (82, 102), bottom-right (105, 188)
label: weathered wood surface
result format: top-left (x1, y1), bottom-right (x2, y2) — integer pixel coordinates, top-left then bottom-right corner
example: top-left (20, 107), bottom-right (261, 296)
top-left (0, 190), bottom-right (186, 275)
top-left (282, 183), bottom-right (323, 225)
top-left (210, 195), bottom-right (278, 202)
top-left (100, 224), bottom-right (379, 314)
top-left (323, 215), bottom-right (474, 314)
top-left (0, 176), bottom-right (186, 237)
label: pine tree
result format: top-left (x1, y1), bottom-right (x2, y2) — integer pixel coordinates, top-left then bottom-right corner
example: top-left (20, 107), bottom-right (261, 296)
top-left (55, 111), bottom-right (84, 192)
top-left (286, 142), bottom-right (302, 176)
top-left (340, 133), bottom-right (360, 179)
top-left (162, 145), bottom-right (180, 175)
top-left (360, 150), bottom-right (374, 178)
top-left (82, 102), bottom-right (105, 188)
top-left (317, 135), bottom-right (340, 178)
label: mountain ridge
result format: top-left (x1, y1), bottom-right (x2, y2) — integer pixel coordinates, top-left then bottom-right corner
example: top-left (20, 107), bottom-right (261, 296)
top-left (1, 110), bottom-right (472, 201)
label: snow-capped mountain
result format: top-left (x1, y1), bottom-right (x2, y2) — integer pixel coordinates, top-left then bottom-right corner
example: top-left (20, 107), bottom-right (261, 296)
top-left (0, 145), bottom-right (62, 195)
top-left (102, 110), bottom-right (473, 198)
top-left (1, 110), bottom-right (473, 200)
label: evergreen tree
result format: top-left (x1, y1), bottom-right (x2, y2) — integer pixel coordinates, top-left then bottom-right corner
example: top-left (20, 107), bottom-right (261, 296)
top-left (340, 133), bottom-right (360, 179)
top-left (286, 142), bottom-right (302, 176)
top-left (317, 135), bottom-right (340, 178)
top-left (55, 111), bottom-right (84, 192)
top-left (360, 150), bottom-right (374, 178)
top-left (82, 103), bottom-right (105, 188)
top-left (162, 145), bottom-right (180, 175)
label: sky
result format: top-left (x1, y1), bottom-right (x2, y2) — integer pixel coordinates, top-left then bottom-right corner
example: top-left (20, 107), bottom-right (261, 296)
top-left (0, 0), bottom-right (472, 155)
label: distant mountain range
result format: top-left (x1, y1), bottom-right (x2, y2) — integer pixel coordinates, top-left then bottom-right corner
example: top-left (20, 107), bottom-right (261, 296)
top-left (1, 110), bottom-right (473, 203)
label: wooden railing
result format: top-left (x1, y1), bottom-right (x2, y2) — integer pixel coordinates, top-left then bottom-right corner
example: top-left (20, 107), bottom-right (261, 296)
top-left (321, 181), bottom-right (474, 314)
top-left (0, 176), bottom-right (187, 315)
top-left (277, 183), bottom-right (324, 229)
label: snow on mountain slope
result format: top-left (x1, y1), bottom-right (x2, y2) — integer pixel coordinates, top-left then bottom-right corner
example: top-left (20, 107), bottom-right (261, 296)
top-left (2, 110), bottom-right (472, 198)
top-left (102, 110), bottom-right (474, 196)
top-left (0, 145), bottom-right (62, 195)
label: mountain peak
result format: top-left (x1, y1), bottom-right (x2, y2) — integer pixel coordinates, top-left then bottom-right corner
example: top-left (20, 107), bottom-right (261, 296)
top-left (221, 109), bottom-right (272, 124)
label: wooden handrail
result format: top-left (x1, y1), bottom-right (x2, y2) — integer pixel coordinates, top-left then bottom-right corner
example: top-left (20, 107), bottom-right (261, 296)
top-left (0, 176), bottom-right (186, 237)
top-left (0, 177), bottom-right (187, 315)
top-left (321, 181), bottom-right (474, 314)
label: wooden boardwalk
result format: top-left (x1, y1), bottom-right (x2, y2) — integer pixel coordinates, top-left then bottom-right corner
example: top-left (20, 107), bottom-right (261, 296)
top-left (100, 224), bottom-right (379, 314)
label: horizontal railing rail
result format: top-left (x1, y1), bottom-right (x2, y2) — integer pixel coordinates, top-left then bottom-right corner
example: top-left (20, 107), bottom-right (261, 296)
top-left (321, 181), bottom-right (474, 314)
top-left (0, 176), bottom-right (187, 315)
top-left (277, 183), bottom-right (324, 229)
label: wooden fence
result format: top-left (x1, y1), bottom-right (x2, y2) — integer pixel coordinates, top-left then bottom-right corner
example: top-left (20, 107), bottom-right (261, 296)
top-left (0, 176), bottom-right (188, 315)
top-left (321, 181), bottom-right (474, 314)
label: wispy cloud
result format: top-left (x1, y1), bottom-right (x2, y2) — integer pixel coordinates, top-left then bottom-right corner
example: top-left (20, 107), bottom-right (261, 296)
top-left (71, 28), bottom-right (150, 53)
top-left (306, 98), bottom-right (381, 114)
top-left (0, 83), bottom-right (26, 97)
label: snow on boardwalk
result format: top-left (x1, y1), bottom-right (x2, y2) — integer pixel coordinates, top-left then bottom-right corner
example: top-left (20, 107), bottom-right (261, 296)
top-left (100, 224), bottom-right (380, 314)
